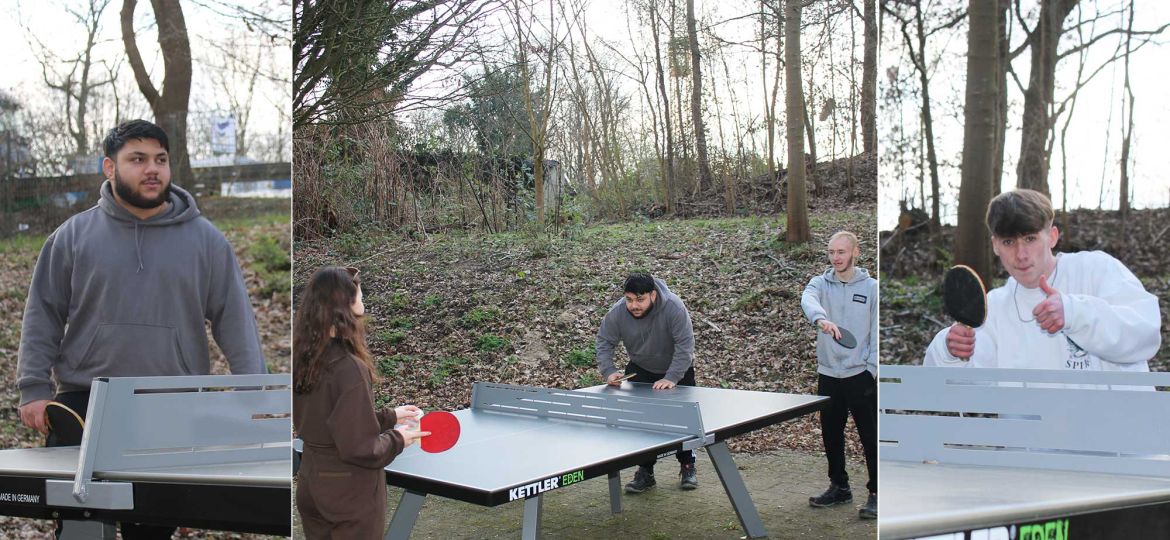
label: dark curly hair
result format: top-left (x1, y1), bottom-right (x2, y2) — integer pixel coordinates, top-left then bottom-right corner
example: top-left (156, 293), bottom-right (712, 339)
top-left (293, 266), bottom-right (376, 394)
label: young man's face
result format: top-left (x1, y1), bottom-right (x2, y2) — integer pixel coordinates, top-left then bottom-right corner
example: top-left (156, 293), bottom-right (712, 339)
top-left (827, 236), bottom-right (858, 274)
top-left (992, 226), bottom-right (1059, 288)
top-left (103, 138), bottom-right (172, 209)
top-left (624, 290), bottom-right (657, 319)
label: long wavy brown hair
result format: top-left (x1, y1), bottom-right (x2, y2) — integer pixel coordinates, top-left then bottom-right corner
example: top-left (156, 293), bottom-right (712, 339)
top-left (293, 266), bottom-right (377, 394)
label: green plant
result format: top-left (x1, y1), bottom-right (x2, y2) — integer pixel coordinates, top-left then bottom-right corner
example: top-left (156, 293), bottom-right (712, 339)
top-left (462, 306), bottom-right (499, 327)
top-left (566, 345), bottom-right (596, 367)
top-left (377, 354), bottom-right (412, 376)
top-left (249, 235), bottom-right (291, 300)
top-left (577, 372), bottom-right (602, 387)
top-left (429, 356), bottom-right (469, 385)
top-left (423, 294), bottom-right (442, 307)
top-left (475, 334), bottom-right (509, 352)
top-left (378, 330), bottom-right (406, 345)
top-left (389, 317), bottom-right (414, 329)
top-left (733, 290), bottom-right (766, 312)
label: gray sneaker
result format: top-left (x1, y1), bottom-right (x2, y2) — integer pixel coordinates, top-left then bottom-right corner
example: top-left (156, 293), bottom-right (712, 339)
top-left (859, 492), bottom-right (877, 519)
top-left (624, 465), bottom-right (656, 493)
top-left (679, 463), bottom-right (698, 490)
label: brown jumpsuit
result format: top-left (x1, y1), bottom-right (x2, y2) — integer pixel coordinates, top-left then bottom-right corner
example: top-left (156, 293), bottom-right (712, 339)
top-left (294, 341), bottom-right (404, 539)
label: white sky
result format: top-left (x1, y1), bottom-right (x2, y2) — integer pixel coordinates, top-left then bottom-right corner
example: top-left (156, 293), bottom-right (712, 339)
top-left (0, 0), bottom-right (290, 163)
top-left (878, 2), bottom-right (1170, 230)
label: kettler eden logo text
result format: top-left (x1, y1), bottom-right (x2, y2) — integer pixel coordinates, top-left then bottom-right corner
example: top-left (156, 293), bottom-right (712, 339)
top-left (508, 470), bottom-right (585, 501)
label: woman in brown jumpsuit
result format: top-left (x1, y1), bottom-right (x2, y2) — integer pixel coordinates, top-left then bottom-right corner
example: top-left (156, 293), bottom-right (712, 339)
top-left (293, 266), bottom-right (429, 539)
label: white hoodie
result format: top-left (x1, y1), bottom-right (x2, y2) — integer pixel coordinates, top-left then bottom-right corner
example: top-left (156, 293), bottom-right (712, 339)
top-left (924, 251), bottom-right (1159, 372)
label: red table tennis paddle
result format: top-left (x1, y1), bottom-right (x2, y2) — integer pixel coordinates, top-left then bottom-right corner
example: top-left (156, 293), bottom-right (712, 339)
top-left (419, 411), bottom-right (460, 453)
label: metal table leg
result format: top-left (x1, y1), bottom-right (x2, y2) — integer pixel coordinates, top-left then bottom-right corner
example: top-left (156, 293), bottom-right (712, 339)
top-left (707, 441), bottom-right (768, 538)
top-left (521, 494), bottom-right (543, 540)
top-left (384, 490), bottom-right (426, 540)
top-left (59, 520), bottom-right (116, 539)
top-left (608, 471), bottom-right (622, 514)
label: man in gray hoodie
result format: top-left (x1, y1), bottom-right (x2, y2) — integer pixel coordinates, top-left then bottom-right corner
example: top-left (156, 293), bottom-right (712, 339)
top-left (16, 120), bottom-right (265, 538)
top-left (800, 231), bottom-right (878, 520)
top-left (596, 273), bottom-right (697, 493)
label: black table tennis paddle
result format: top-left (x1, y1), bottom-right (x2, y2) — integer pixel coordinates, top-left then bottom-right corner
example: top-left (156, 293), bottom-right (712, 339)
top-left (943, 264), bottom-right (988, 328)
top-left (46, 401), bottom-right (84, 446)
top-left (834, 327), bottom-right (857, 349)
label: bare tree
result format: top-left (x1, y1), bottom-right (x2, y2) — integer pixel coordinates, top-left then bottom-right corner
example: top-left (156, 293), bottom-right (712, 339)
top-left (29, 0), bottom-right (117, 160)
top-left (685, 0), bottom-right (713, 192)
top-left (511, 0), bottom-right (564, 225)
top-left (1118, 0), bottom-right (1135, 220)
top-left (956, 0), bottom-right (998, 280)
top-left (860, 0), bottom-right (876, 155)
top-left (784, 0), bottom-right (810, 243)
top-left (121, 0), bottom-right (194, 186)
top-left (650, 0), bottom-right (677, 212)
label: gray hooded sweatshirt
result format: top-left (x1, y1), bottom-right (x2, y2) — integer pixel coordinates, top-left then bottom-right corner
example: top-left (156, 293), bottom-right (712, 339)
top-left (596, 278), bottom-right (695, 383)
top-left (801, 267), bottom-right (878, 378)
top-left (17, 181), bottom-right (265, 404)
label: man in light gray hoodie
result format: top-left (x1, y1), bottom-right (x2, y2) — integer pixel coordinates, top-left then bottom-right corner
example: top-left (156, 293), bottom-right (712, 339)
top-left (596, 273), bottom-right (697, 493)
top-left (16, 120), bottom-right (265, 538)
top-left (800, 231), bottom-right (878, 520)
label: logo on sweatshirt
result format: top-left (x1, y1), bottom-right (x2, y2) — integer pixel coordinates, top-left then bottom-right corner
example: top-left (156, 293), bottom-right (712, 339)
top-left (852, 294), bottom-right (868, 304)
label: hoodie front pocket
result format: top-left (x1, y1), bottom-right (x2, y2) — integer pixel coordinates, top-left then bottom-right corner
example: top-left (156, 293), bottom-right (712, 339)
top-left (75, 323), bottom-right (192, 377)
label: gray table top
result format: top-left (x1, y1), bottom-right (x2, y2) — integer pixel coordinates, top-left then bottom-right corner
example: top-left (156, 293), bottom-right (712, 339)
top-left (0, 447), bottom-right (290, 487)
top-left (386, 383), bottom-right (826, 495)
top-left (880, 460), bottom-right (1170, 539)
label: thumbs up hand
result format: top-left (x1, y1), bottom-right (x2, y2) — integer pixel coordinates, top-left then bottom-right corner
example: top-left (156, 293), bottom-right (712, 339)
top-left (1032, 274), bottom-right (1065, 334)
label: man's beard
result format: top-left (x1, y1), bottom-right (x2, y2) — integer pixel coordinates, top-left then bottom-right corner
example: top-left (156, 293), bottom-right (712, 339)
top-left (114, 169), bottom-right (171, 209)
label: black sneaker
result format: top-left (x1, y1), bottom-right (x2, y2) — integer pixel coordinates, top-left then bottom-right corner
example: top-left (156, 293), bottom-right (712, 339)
top-left (809, 483), bottom-right (853, 507)
top-left (624, 466), bottom-right (656, 493)
top-left (859, 492), bottom-right (877, 519)
top-left (679, 463), bottom-right (698, 490)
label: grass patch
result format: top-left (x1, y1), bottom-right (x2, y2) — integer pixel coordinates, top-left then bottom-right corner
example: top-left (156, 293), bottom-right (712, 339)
top-left (429, 356), bottom-right (469, 386)
top-left (577, 371), bottom-right (602, 387)
top-left (733, 290), bottom-right (766, 312)
top-left (462, 306), bottom-right (499, 327)
top-left (423, 294), bottom-right (442, 307)
top-left (377, 354), bottom-right (413, 377)
top-left (475, 334), bottom-right (508, 352)
top-left (388, 317), bottom-right (414, 329)
top-left (378, 330), bottom-right (407, 345)
top-left (565, 344), bottom-right (596, 367)
top-left (210, 211), bottom-right (288, 232)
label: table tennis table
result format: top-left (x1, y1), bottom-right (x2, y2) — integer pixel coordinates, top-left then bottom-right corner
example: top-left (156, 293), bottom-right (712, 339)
top-left (880, 366), bottom-right (1170, 539)
top-left (376, 381), bottom-right (827, 539)
top-left (0, 374), bottom-right (292, 538)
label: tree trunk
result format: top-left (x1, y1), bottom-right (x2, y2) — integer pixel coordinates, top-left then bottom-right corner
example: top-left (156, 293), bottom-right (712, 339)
top-left (1016, 0), bottom-right (1079, 194)
top-left (1119, 0), bottom-right (1134, 220)
top-left (905, 5), bottom-right (942, 241)
top-left (860, 0), bottom-right (877, 155)
top-left (784, 0), bottom-right (810, 243)
top-left (651, 0), bottom-right (675, 212)
top-left (686, 0), bottom-right (713, 192)
top-left (121, 0), bottom-right (193, 187)
top-left (992, 0), bottom-right (1010, 197)
top-left (956, 0), bottom-right (999, 280)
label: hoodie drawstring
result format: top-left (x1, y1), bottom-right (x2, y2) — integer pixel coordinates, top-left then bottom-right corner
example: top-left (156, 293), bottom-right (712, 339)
top-left (134, 222), bottom-right (145, 274)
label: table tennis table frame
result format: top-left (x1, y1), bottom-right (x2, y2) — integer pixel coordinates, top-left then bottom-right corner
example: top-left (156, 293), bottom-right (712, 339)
top-left (382, 383), bottom-right (828, 540)
top-left (0, 374), bottom-right (292, 538)
top-left (880, 365), bottom-right (1170, 539)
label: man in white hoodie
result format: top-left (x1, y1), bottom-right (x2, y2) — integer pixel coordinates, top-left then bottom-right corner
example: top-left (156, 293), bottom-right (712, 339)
top-left (801, 231), bottom-right (878, 519)
top-left (923, 189), bottom-right (1159, 373)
